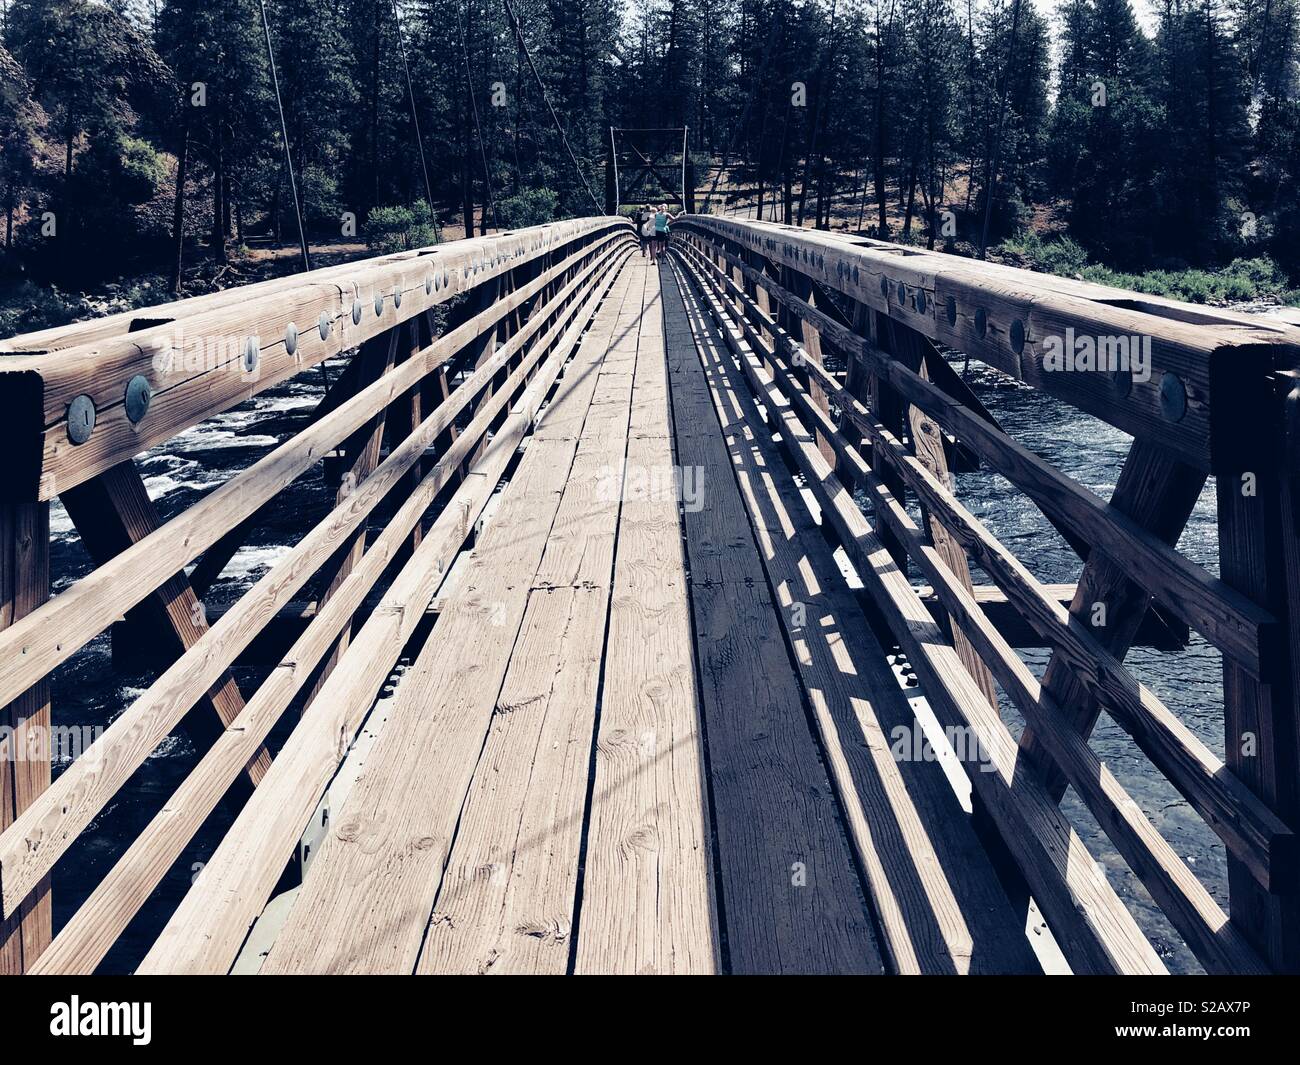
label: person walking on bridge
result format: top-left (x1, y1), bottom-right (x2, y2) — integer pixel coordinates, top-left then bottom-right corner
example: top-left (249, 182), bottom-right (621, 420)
top-left (632, 207), bottom-right (647, 257)
top-left (650, 203), bottom-right (680, 263)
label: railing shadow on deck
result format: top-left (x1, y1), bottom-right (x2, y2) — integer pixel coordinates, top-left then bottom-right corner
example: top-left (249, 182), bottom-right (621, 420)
top-left (671, 215), bottom-right (1300, 975)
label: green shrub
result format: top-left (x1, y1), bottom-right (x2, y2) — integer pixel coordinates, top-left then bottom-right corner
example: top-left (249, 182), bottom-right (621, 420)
top-left (364, 200), bottom-right (437, 254)
top-left (496, 187), bottom-right (558, 229)
top-left (0, 282), bottom-right (83, 339)
top-left (999, 234), bottom-right (1300, 305)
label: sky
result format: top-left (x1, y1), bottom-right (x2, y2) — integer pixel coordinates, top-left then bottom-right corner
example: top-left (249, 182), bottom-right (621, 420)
top-left (1033, 0), bottom-right (1164, 35)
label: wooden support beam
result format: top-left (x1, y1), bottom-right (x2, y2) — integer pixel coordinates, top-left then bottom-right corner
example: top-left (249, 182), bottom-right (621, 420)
top-left (60, 462), bottom-right (272, 790)
top-left (0, 502), bottom-right (51, 973)
top-left (884, 315), bottom-right (999, 709)
top-left (304, 330), bottom-right (400, 710)
top-left (919, 583), bottom-right (1189, 651)
top-left (1017, 442), bottom-right (1206, 798)
top-left (1217, 467), bottom-right (1300, 971)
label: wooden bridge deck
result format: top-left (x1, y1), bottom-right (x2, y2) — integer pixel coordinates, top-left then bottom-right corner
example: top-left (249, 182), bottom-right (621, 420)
top-left (7, 217), bottom-right (1299, 977)
top-left (196, 254), bottom-right (1036, 974)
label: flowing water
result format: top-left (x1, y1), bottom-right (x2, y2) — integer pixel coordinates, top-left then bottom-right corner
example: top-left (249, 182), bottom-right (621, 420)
top-left (946, 352), bottom-right (1225, 975)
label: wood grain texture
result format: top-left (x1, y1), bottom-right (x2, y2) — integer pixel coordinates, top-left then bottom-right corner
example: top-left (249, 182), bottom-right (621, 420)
top-left (0, 502), bottom-right (50, 972)
top-left (574, 259), bottom-right (720, 974)
top-left (672, 256), bottom-right (1039, 974)
top-left (662, 261), bottom-right (884, 974)
top-left (413, 265), bottom-right (642, 974)
top-left (137, 250), bottom-right (632, 975)
top-left (32, 254), bottom-right (631, 975)
top-left (255, 261), bottom-right (640, 973)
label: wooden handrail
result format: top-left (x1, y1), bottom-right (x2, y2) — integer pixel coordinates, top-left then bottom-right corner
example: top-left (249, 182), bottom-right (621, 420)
top-left (678, 216), bottom-right (1300, 475)
top-left (0, 217), bottom-right (630, 501)
top-left (677, 234), bottom-right (1297, 892)
top-left (673, 223), bottom-right (1300, 975)
top-left (0, 237), bottom-right (630, 919)
top-left (26, 245), bottom-right (633, 974)
top-left (686, 234), bottom-right (1281, 681)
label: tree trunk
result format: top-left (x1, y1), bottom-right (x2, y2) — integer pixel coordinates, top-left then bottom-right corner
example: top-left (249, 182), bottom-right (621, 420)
top-left (212, 123), bottom-right (227, 265)
top-left (170, 125), bottom-right (189, 293)
top-left (902, 157), bottom-right (917, 236)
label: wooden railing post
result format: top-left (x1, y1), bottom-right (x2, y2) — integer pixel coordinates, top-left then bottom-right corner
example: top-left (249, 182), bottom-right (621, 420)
top-left (1217, 464), bottom-right (1300, 971)
top-left (0, 501), bottom-right (51, 973)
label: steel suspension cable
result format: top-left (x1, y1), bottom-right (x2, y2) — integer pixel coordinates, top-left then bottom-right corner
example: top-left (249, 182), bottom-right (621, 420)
top-left (257, 0), bottom-right (311, 271)
top-left (391, 0), bottom-right (442, 242)
top-left (460, 2), bottom-right (500, 231)
top-left (500, 0), bottom-right (604, 215)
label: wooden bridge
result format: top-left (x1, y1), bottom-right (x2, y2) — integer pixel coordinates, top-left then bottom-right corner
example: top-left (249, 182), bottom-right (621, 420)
top-left (1, 216), bottom-right (1299, 975)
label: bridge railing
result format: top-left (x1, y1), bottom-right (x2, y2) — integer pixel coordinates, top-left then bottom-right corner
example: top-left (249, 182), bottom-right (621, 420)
top-left (0, 217), bottom-right (635, 973)
top-left (675, 216), bottom-right (1300, 974)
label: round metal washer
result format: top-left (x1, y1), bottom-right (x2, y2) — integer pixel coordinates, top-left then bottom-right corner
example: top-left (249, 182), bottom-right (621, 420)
top-left (243, 336), bottom-right (260, 374)
top-left (374, 292), bottom-right (384, 316)
top-left (318, 312), bottom-right (331, 341)
top-left (974, 307), bottom-right (988, 339)
top-left (394, 286), bottom-right (402, 309)
top-left (1160, 372), bottom-right (1187, 422)
top-left (67, 394), bottom-right (96, 445)
top-left (352, 298), bottom-right (363, 325)
top-left (1009, 319), bottom-right (1026, 354)
top-left (124, 375), bottom-right (152, 424)
top-left (285, 322), bottom-right (299, 356)
top-left (946, 296), bottom-right (957, 326)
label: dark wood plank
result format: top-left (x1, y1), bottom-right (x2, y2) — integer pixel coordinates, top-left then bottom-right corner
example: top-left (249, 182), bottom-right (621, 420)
top-left (663, 261), bottom-right (884, 975)
top-left (0, 502), bottom-right (51, 972)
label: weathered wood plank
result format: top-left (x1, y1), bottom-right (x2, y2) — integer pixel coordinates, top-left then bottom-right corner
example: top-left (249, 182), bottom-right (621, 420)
top-left (672, 259), bottom-right (1038, 973)
top-left (662, 262), bottom-right (884, 974)
top-left (1018, 443), bottom-right (1206, 796)
top-left (574, 260), bottom-right (719, 974)
top-left (414, 279), bottom-right (640, 975)
top-left (0, 502), bottom-right (50, 973)
top-left (1217, 470), bottom-right (1300, 971)
top-left (252, 259), bottom-right (638, 974)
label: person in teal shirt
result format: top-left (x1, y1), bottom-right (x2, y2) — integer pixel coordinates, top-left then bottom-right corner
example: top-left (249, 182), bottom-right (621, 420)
top-left (650, 203), bottom-right (680, 263)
